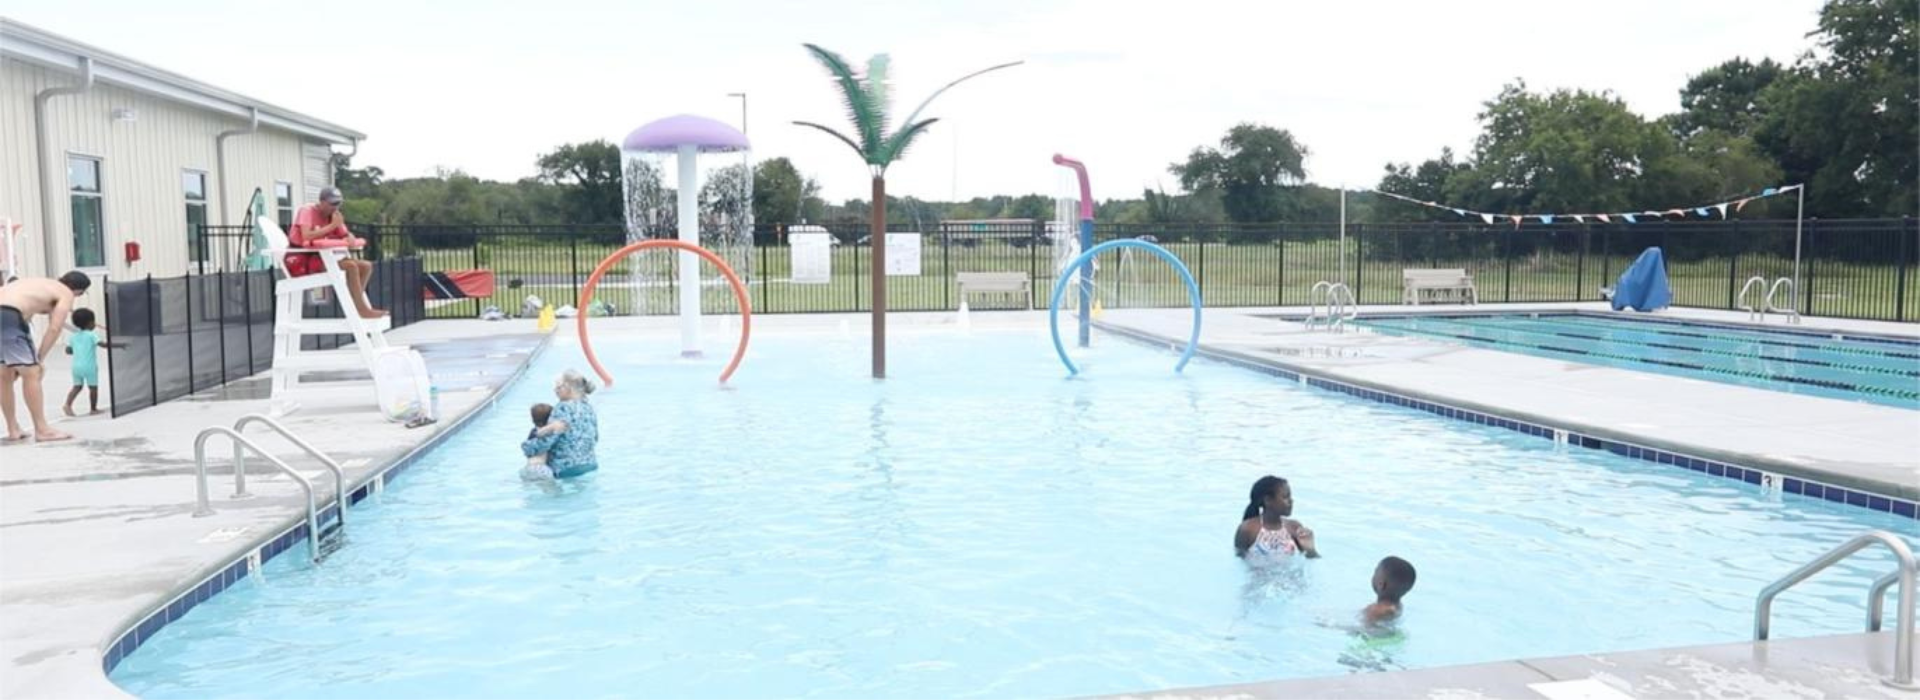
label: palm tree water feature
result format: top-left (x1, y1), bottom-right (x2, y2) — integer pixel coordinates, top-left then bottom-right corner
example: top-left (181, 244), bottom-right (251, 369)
top-left (621, 115), bottom-right (753, 357)
top-left (794, 44), bottom-right (1019, 378)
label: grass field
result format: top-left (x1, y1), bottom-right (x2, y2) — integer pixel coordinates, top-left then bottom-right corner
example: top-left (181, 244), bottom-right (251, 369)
top-left (405, 239), bottom-right (1919, 322)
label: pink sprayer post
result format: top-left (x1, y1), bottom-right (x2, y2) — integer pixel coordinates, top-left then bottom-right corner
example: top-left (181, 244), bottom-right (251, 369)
top-left (1052, 154), bottom-right (1095, 347)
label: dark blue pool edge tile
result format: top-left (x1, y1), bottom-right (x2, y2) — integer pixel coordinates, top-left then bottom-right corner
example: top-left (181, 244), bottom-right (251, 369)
top-left (1093, 321), bottom-right (1920, 523)
top-left (101, 333), bottom-right (559, 674)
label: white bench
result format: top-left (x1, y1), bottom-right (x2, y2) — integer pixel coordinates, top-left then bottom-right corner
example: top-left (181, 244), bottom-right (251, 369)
top-left (956, 271), bottom-right (1032, 309)
top-left (1402, 268), bottom-right (1477, 305)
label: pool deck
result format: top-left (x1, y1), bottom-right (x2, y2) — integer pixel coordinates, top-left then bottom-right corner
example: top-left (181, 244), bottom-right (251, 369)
top-left (0, 320), bottom-right (548, 700)
top-left (3, 308), bottom-right (1916, 700)
top-left (1096, 302), bottom-right (1920, 501)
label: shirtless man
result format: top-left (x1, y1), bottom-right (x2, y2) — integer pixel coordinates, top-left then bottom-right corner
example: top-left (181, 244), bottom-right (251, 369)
top-left (0, 271), bottom-right (90, 442)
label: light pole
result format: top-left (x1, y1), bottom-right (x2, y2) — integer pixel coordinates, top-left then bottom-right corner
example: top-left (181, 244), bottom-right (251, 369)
top-left (727, 92), bottom-right (747, 135)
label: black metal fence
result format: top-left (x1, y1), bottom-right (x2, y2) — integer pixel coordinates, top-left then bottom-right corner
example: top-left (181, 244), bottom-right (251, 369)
top-left (105, 256), bottom-right (425, 417)
top-left (340, 218), bottom-right (1916, 323)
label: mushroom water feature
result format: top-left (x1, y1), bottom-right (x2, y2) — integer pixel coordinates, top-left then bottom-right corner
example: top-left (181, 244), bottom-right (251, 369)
top-left (621, 114), bottom-right (752, 357)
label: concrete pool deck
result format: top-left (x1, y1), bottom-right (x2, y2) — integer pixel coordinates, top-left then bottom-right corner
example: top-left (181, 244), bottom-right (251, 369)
top-left (1096, 302), bottom-right (1920, 501)
top-left (2, 308), bottom-right (1914, 699)
top-left (1, 320), bottom-right (547, 700)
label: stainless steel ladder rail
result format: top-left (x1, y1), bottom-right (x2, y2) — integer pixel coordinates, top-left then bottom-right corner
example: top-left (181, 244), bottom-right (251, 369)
top-left (1755, 530), bottom-right (1916, 689)
top-left (191, 427), bottom-right (324, 564)
top-left (1765, 277), bottom-right (1802, 325)
top-left (1327, 283), bottom-right (1358, 332)
top-left (231, 414), bottom-right (348, 532)
top-left (1737, 276), bottom-right (1768, 322)
top-left (1306, 281), bottom-right (1333, 330)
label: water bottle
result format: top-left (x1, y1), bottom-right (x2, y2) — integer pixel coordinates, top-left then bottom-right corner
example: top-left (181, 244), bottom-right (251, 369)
top-left (429, 385), bottom-right (441, 421)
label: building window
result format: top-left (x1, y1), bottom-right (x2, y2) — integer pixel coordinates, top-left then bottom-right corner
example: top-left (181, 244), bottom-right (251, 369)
top-left (275, 182), bottom-right (295, 229)
top-left (68, 156), bottom-right (105, 268)
top-left (184, 171), bottom-right (209, 264)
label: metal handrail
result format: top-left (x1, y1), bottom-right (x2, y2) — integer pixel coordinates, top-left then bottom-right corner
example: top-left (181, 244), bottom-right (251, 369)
top-left (1755, 530), bottom-right (1915, 689)
top-left (1737, 276), bottom-right (1768, 322)
top-left (1765, 277), bottom-right (1801, 325)
top-left (1870, 569), bottom-right (1901, 632)
top-left (232, 414), bottom-right (348, 530)
top-left (1306, 281), bottom-right (1333, 330)
top-left (192, 427), bottom-right (322, 564)
top-left (1328, 283), bottom-right (1358, 332)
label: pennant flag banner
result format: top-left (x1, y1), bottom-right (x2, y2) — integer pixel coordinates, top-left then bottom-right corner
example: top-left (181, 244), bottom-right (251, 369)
top-left (1367, 184), bottom-right (1803, 231)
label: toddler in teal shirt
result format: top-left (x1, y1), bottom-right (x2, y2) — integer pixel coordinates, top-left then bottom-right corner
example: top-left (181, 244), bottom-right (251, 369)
top-left (63, 308), bottom-right (108, 416)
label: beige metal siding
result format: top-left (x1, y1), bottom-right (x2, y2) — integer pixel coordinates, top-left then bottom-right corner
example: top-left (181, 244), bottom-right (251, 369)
top-left (0, 57), bottom-right (312, 280)
top-left (302, 141), bottom-right (332, 202)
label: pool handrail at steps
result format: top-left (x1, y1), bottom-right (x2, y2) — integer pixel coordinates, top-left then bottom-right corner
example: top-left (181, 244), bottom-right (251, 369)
top-left (192, 415), bottom-right (351, 563)
top-left (1305, 281), bottom-right (1358, 332)
top-left (1766, 277), bottom-right (1802, 325)
top-left (1738, 276), bottom-right (1769, 322)
top-left (1755, 529), bottom-right (1915, 689)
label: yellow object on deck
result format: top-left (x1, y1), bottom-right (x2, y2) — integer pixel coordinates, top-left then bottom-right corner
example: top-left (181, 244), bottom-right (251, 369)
top-left (1092, 298), bottom-right (1105, 319)
top-left (537, 304), bottom-right (556, 333)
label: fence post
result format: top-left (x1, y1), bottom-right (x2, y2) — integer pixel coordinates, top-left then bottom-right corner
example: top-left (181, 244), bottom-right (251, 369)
top-left (1898, 219), bottom-right (1913, 322)
top-left (244, 269), bottom-right (256, 375)
top-left (1197, 229), bottom-right (1207, 295)
top-left (1727, 219), bottom-right (1742, 309)
top-left (942, 228), bottom-right (952, 310)
top-left (145, 274), bottom-right (158, 409)
top-left (569, 232), bottom-right (581, 306)
top-left (185, 271), bottom-right (196, 395)
top-left (1354, 224), bottom-right (1365, 302)
top-left (1601, 229), bottom-right (1612, 286)
top-left (1802, 219), bottom-right (1815, 314)
top-left (1575, 227), bottom-right (1586, 301)
top-left (104, 274), bottom-right (116, 417)
top-left (470, 229), bottom-right (482, 319)
top-left (1276, 226), bottom-right (1285, 306)
top-left (217, 270), bottom-right (228, 385)
top-left (1502, 226), bottom-right (1514, 303)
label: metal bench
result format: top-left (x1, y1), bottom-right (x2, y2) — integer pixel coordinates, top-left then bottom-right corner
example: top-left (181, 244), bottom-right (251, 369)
top-left (957, 271), bottom-right (1032, 309)
top-left (1402, 268), bottom-right (1477, 305)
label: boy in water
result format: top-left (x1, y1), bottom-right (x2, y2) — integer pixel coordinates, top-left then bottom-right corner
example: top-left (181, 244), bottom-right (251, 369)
top-left (1362, 556), bottom-right (1417, 627)
top-left (521, 403), bottom-right (556, 480)
top-left (61, 309), bottom-right (108, 416)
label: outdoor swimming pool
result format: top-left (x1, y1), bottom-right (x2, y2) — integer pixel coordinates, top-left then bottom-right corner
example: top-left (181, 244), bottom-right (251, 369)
top-left (110, 331), bottom-right (1919, 699)
top-left (1359, 313), bottom-right (1920, 409)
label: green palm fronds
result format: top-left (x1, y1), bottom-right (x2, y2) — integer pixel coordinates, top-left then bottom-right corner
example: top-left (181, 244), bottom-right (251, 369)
top-left (796, 44), bottom-right (1022, 173)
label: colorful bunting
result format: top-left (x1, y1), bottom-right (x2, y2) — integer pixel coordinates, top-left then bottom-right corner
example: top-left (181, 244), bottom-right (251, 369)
top-left (1366, 184), bottom-right (1804, 231)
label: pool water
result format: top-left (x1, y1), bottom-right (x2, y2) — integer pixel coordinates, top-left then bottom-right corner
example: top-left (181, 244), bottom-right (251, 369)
top-left (111, 330), bottom-right (1919, 699)
top-left (1359, 313), bottom-right (1920, 409)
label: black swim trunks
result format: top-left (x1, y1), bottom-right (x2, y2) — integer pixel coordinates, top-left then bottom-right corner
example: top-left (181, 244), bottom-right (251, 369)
top-left (0, 305), bottom-right (37, 367)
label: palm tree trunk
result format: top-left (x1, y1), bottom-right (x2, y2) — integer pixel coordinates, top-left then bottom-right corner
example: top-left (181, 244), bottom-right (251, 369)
top-left (871, 175), bottom-right (887, 379)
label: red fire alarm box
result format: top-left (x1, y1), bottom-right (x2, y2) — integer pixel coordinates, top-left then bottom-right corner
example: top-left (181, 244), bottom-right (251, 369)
top-left (124, 241), bottom-right (141, 264)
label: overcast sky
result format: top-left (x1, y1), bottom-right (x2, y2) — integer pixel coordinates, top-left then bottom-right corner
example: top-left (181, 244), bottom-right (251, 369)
top-left (13, 0), bottom-right (1826, 202)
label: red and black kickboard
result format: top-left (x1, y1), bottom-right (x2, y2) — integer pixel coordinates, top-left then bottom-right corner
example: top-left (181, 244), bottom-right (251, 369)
top-left (424, 270), bottom-right (496, 299)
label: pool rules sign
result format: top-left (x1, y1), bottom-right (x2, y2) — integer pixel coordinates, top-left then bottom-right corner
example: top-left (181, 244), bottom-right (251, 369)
top-left (886, 233), bottom-right (921, 276)
top-left (790, 231), bottom-right (832, 284)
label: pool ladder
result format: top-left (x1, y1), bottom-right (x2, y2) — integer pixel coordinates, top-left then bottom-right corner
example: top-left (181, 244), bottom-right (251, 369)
top-left (192, 414), bottom-right (350, 564)
top-left (1755, 529), bottom-right (1915, 689)
top-left (1737, 276), bottom-right (1802, 324)
top-left (1306, 281), bottom-right (1358, 332)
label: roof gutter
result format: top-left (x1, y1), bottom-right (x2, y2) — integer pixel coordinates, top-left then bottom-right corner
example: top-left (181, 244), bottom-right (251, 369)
top-left (215, 107), bottom-right (260, 226)
top-left (34, 55), bottom-right (93, 274)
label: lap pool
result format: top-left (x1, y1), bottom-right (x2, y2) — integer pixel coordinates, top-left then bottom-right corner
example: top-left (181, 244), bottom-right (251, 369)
top-left (109, 330), bottom-right (1919, 699)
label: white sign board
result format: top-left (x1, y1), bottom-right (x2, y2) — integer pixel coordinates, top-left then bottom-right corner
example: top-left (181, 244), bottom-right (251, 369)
top-left (790, 232), bottom-right (832, 284)
top-left (886, 233), bottom-right (921, 276)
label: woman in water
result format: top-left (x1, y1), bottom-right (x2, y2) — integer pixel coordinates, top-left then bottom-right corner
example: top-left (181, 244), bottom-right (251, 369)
top-left (1234, 475), bottom-right (1319, 562)
top-left (520, 370), bottom-right (600, 478)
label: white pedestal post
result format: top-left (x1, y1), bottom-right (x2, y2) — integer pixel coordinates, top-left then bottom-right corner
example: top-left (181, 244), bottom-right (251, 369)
top-left (677, 144), bottom-right (702, 357)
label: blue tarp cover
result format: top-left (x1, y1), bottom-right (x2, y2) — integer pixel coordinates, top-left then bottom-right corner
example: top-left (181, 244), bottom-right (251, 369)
top-left (1611, 246), bottom-right (1672, 312)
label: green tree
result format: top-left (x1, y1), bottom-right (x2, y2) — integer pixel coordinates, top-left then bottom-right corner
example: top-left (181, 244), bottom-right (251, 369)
top-left (1756, 0), bottom-right (1917, 216)
top-left (1377, 148), bottom-right (1474, 222)
top-left (1451, 82), bottom-right (1679, 213)
top-left (1169, 123), bottom-right (1309, 222)
top-left (536, 140), bottom-right (624, 224)
top-left (795, 43), bottom-right (1019, 378)
top-left (1672, 58), bottom-right (1784, 139)
top-left (752, 157), bottom-right (820, 225)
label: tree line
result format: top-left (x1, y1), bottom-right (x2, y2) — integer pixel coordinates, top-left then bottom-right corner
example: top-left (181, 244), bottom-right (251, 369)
top-left (336, 0), bottom-right (1911, 228)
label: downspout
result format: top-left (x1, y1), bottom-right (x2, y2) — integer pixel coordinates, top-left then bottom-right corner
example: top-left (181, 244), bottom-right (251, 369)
top-left (33, 56), bottom-right (94, 274)
top-left (215, 107), bottom-right (260, 226)
top-left (331, 137), bottom-right (358, 188)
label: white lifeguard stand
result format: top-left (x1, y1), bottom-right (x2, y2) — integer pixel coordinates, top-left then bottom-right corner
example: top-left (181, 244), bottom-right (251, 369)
top-left (257, 216), bottom-right (391, 415)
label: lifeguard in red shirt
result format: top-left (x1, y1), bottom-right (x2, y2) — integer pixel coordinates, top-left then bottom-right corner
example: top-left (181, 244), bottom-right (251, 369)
top-left (286, 187), bottom-right (385, 319)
